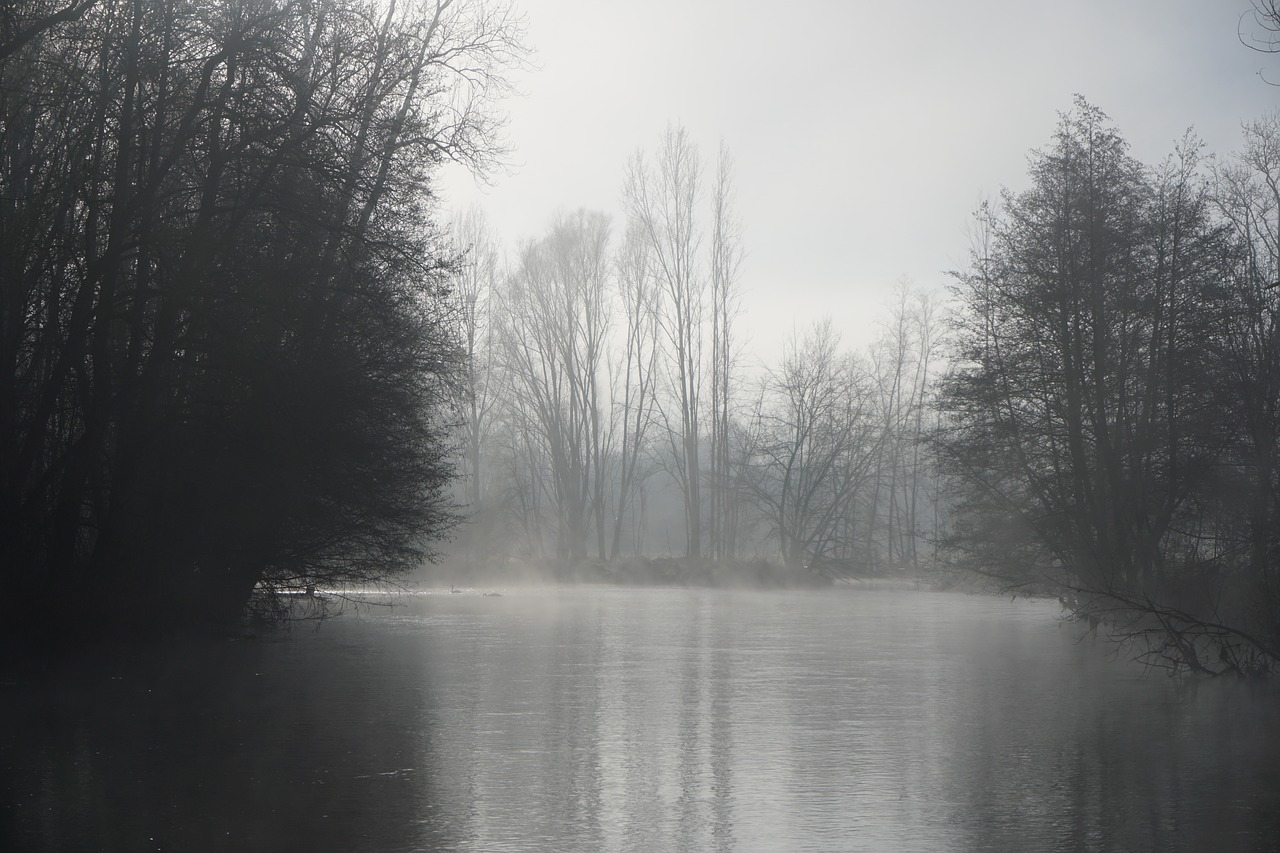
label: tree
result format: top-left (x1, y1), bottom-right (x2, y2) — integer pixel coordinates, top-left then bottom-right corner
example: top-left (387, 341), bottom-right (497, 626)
top-left (496, 211), bottom-right (613, 562)
top-left (448, 205), bottom-right (502, 563)
top-left (0, 0), bottom-right (97, 62)
top-left (1207, 114), bottom-right (1280, 668)
top-left (607, 222), bottom-right (661, 558)
top-left (1242, 2), bottom-right (1280, 58)
top-left (935, 99), bottom-right (1266, 673)
top-left (866, 284), bottom-right (943, 573)
top-left (0, 0), bottom-right (527, 651)
top-left (707, 141), bottom-right (745, 562)
top-left (623, 125), bottom-right (706, 559)
top-left (742, 322), bottom-right (881, 575)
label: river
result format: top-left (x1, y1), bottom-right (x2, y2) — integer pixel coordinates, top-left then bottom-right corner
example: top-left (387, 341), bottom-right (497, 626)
top-left (3, 585), bottom-right (1279, 852)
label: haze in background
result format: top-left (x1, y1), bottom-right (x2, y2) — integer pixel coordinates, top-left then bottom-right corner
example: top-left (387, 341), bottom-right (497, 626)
top-left (440, 0), bottom-right (1280, 357)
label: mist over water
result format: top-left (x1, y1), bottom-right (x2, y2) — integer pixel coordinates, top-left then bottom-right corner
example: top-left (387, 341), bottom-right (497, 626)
top-left (8, 3), bottom-right (1280, 851)
top-left (4, 586), bottom-right (1278, 852)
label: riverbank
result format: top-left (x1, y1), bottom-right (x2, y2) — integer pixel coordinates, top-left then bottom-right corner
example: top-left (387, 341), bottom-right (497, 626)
top-left (425, 555), bottom-right (932, 590)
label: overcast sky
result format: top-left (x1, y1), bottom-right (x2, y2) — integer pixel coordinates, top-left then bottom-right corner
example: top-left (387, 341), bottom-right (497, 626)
top-left (439, 0), bottom-right (1280, 361)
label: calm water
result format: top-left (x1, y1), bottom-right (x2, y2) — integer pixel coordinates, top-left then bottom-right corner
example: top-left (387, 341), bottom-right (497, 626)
top-left (3, 585), bottom-right (1280, 852)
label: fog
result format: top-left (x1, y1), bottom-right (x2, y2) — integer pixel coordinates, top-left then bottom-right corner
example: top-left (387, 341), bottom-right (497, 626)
top-left (4, 0), bottom-right (1280, 850)
top-left (440, 0), bottom-right (1280, 358)
top-left (7, 588), bottom-right (1280, 851)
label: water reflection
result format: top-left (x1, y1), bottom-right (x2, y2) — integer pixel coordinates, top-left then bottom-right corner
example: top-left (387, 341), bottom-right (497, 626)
top-left (2, 629), bottom-right (454, 852)
top-left (4, 587), bottom-right (1280, 852)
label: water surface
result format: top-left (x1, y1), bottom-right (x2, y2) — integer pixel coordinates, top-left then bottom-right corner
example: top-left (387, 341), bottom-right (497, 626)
top-left (3, 585), bottom-right (1278, 851)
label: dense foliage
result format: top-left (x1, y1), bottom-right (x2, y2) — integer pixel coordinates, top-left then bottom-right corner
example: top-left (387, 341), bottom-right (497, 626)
top-left (937, 99), bottom-right (1280, 674)
top-left (0, 0), bottom-right (523, 652)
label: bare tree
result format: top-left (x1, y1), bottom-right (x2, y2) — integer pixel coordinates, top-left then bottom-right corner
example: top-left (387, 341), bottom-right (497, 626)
top-left (1208, 114), bottom-right (1280, 665)
top-left (608, 222), bottom-right (661, 558)
top-left (451, 206), bottom-right (501, 508)
top-left (866, 283), bottom-right (943, 572)
top-left (708, 141), bottom-right (745, 562)
top-left (1242, 1), bottom-right (1280, 58)
top-left (496, 211), bottom-right (612, 562)
top-left (0, 0), bottom-right (528, 645)
top-left (623, 124), bottom-right (706, 559)
top-left (0, 0), bottom-right (97, 62)
top-left (742, 322), bottom-right (882, 575)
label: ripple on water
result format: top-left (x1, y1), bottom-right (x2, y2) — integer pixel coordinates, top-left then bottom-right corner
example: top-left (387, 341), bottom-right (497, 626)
top-left (3, 586), bottom-right (1279, 852)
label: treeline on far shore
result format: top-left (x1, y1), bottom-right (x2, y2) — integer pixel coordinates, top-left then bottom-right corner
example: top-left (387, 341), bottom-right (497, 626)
top-left (441, 97), bottom-right (1280, 676)
top-left (6, 0), bottom-right (1280, 682)
top-left (430, 555), bottom-right (927, 589)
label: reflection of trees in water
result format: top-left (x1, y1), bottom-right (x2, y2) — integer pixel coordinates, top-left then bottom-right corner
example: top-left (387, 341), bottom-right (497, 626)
top-left (929, 621), bottom-right (1280, 851)
top-left (0, 634), bottom-right (450, 852)
top-left (417, 599), bottom-right (611, 849)
top-left (10, 591), bottom-right (1280, 851)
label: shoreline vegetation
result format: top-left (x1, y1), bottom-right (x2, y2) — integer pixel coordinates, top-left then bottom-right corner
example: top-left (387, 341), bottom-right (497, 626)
top-left (0, 0), bottom-right (528, 661)
top-left (4, 0), bottom-right (1280, 680)
top-left (440, 94), bottom-right (1280, 677)
top-left (427, 557), bottom-right (932, 590)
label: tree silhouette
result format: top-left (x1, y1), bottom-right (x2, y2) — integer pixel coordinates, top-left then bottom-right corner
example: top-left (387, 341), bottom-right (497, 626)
top-left (0, 0), bottom-right (526, 653)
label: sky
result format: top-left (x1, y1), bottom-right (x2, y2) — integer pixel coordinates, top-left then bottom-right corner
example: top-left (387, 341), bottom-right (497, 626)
top-left (438, 0), bottom-right (1280, 362)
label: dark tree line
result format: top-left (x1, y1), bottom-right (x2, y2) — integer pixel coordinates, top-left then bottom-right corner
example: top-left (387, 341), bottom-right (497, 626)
top-left (0, 0), bottom-right (524, 653)
top-left (936, 98), bottom-right (1280, 675)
